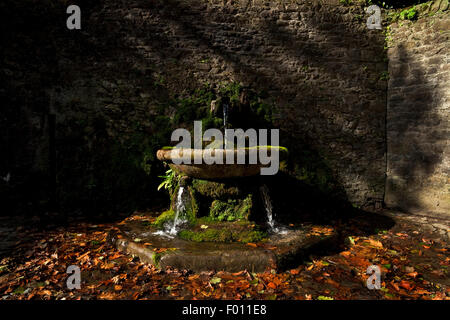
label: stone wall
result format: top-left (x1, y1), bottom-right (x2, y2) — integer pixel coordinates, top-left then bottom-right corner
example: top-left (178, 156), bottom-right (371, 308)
top-left (63, 0), bottom-right (387, 207)
top-left (385, 3), bottom-right (450, 218)
top-left (1, 0), bottom-right (390, 214)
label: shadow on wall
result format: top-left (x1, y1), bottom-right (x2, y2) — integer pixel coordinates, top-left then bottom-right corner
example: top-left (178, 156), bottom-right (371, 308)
top-left (386, 43), bottom-right (447, 214)
top-left (1, 0), bottom-right (386, 215)
top-left (122, 0), bottom-right (387, 206)
top-left (6, 0), bottom-right (445, 218)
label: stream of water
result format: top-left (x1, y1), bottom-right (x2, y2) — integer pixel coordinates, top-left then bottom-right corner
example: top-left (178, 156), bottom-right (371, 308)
top-left (260, 184), bottom-right (288, 234)
top-left (223, 102), bottom-right (229, 147)
top-left (154, 186), bottom-right (187, 238)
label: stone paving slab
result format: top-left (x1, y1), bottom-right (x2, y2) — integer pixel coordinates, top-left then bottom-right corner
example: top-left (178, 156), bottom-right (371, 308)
top-left (381, 210), bottom-right (450, 241)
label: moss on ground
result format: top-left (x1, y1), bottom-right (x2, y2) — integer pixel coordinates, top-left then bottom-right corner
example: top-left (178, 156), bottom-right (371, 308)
top-left (153, 210), bottom-right (176, 229)
top-left (178, 228), bottom-right (266, 243)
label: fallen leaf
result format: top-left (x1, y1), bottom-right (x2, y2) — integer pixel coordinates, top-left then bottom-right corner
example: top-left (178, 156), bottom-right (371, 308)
top-left (210, 277), bottom-right (221, 285)
top-left (267, 282), bottom-right (277, 289)
top-left (317, 295), bottom-right (333, 300)
top-left (399, 280), bottom-right (413, 291)
top-left (367, 239), bottom-right (383, 248)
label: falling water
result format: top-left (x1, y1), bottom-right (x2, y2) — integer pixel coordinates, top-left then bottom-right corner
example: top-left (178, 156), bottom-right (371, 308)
top-left (223, 103), bottom-right (229, 147)
top-left (168, 186), bottom-right (186, 235)
top-left (223, 102), bottom-right (228, 128)
top-left (154, 186), bottom-right (187, 238)
top-left (260, 184), bottom-right (287, 234)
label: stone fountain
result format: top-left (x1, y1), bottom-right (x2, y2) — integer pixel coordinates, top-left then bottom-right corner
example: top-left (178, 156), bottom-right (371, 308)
top-left (109, 99), bottom-right (337, 272)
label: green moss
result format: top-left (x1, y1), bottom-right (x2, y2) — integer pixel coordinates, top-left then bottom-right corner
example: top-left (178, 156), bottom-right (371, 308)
top-left (292, 149), bottom-right (338, 194)
top-left (210, 200), bottom-right (233, 221)
top-left (387, 5), bottom-right (419, 23)
top-left (400, 6), bottom-right (418, 20)
top-left (209, 195), bottom-right (252, 222)
top-left (178, 228), bottom-right (266, 243)
top-left (152, 252), bottom-right (163, 268)
top-left (339, 0), bottom-right (352, 5)
top-left (192, 179), bottom-right (240, 198)
top-left (239, 230), bottom-right (267, 243)
top-left (179, 229), bottom-right (233, 242)
top-left (153, 210), bottom-right (176, 229)
top-left (379, 71), bottom-right (390, 81)
top-left (188, 187), bottom-right (199, 221)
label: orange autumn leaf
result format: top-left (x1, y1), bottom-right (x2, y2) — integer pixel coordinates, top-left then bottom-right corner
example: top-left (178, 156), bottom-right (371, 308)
top-left (414, 289), bottom-right (430, 295)
top-left (109, 252), bottom-right (122, 260)
top-left (40, 290), bottom-right (52, 296)
top-left (367, 239), bottom-right (383, 248)
top-left (290, 269), bottom-right (300, 275)
top-left (399, 280), bottom-right (414, 291)
top-left (340, 251), bottom-right (351, 258)
top-left (391, 281), bottom-right (400, 291)
top-left (267, 282), bottom-right (277, 289)
top-left (396, 233), bottom-right (408, 237)
top-left (325, 278), bottom-right (340, 288)
top-left (246, 243), bottom-right (257, 248)
top-left (114, 285), bottom-right (123, 291)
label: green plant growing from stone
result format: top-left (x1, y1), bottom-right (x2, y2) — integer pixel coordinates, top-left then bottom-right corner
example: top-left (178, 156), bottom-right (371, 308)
top-left (340, 0), bottom-right (353, 5)
top-left (383, 25), bottom-right (393, 50)
top-left (379, 70), bottom-right (390, 81)
top-left (400, 6), bottom-right (418, 20)
top-left (387, 5), bottom-right (419, 22)
top-left (157, 168), bottom-right (177, 192)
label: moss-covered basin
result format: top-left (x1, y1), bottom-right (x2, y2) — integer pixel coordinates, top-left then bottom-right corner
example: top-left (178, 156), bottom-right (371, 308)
top-left (156, 146), bottom-right (288, 179)
top-left (110, 213), bottom-right (338, 272)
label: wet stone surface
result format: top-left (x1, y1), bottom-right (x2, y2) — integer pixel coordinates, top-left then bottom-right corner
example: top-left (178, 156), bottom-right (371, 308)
top-left (109, 216), bottom-right (337, 273)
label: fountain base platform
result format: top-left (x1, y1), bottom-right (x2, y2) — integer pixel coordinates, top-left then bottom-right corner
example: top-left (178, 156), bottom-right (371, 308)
top-left (108, 214), bottom-right (338, 272)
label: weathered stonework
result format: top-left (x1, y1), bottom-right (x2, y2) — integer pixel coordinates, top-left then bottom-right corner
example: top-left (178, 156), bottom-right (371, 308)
top-left (55, 0), bottom-right (387, 207)
top-left (386, 7), bottom-right (450, 217)
top-left (2, 0), bottom-right (448, 218)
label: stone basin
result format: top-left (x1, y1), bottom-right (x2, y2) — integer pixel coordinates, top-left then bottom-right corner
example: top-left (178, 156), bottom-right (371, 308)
top-left (109, 215), bottom-right (338, 272)
top-left (156, 146), bottom-right (288, 179)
